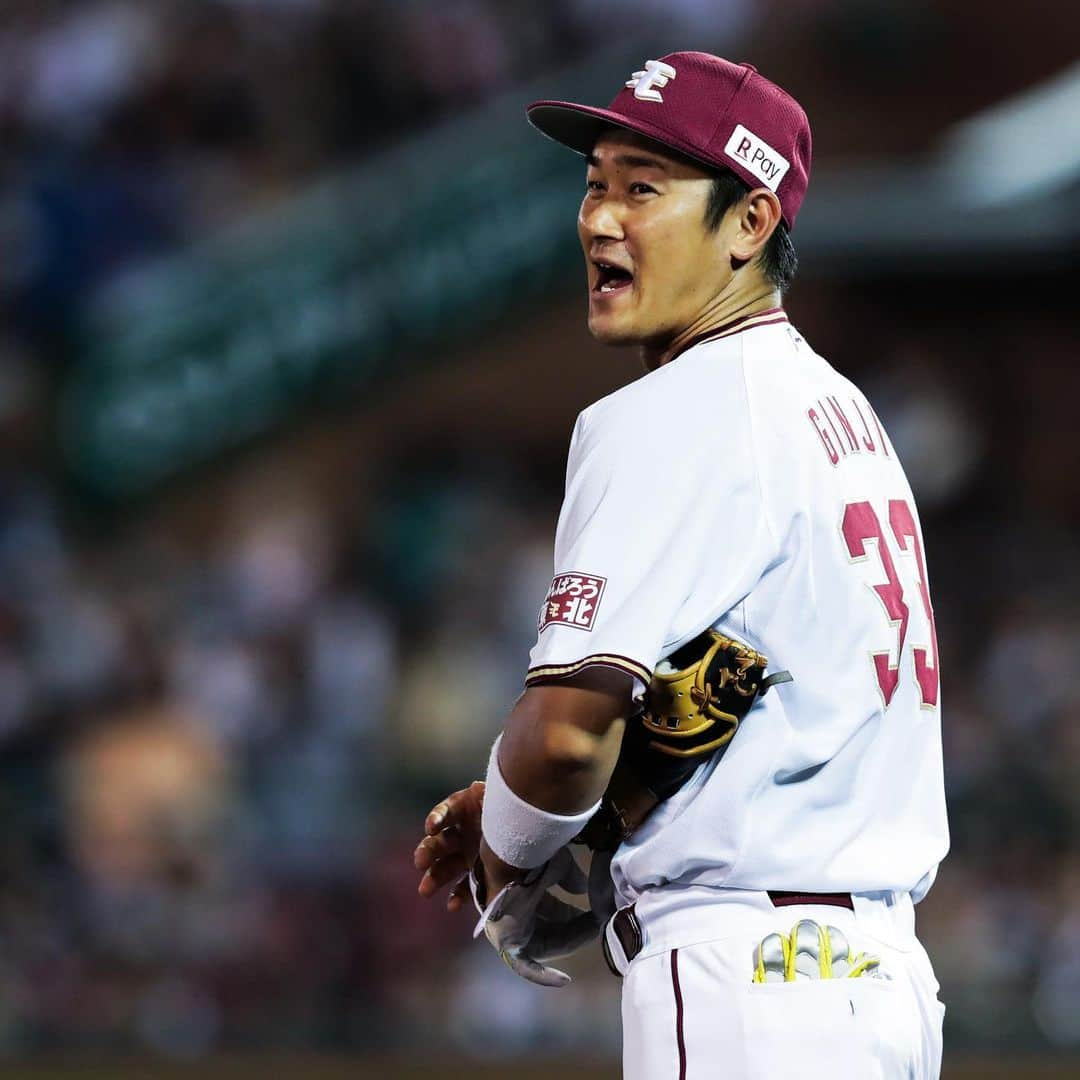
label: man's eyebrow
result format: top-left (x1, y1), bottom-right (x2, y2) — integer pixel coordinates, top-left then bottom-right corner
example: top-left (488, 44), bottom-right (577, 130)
top-left (586, 151), bottom-right (671, 171)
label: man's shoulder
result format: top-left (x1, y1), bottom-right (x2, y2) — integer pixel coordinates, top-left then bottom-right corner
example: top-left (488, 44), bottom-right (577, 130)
top-left (737, 317), bottom-right (807, 372)
top-left (578, 371), bottom-right (659, 435)
top-left (736, 319), bottom-right (848, 404)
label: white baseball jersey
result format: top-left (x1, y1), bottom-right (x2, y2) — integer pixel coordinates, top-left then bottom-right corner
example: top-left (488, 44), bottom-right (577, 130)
top-left (527, 308), bottom-right (949, 907)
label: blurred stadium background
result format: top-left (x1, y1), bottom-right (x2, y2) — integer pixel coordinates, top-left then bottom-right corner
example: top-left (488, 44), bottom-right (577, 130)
top-left (0, 1), bottom-right (1077, 1076)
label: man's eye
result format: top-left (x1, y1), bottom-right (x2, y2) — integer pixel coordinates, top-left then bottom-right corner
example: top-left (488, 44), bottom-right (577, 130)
top-left (630, 182), bottom-right (657, 195)
top-left (586, 179), bottom-right (605, 192)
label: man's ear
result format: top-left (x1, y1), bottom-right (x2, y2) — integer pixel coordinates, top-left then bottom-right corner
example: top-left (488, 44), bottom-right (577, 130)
top-left (730, 189), bottom-right (783, 263)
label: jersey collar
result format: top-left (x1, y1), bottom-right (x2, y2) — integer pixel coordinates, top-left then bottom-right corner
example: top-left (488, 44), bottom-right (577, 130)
top-left (665, 307), bottom-right (789, 365)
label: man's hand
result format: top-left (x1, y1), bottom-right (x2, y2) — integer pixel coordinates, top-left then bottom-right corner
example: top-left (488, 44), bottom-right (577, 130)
top-left (416, 781), bottom-right (610, 986)
top-left (414, 781), bottom-right (485, 912)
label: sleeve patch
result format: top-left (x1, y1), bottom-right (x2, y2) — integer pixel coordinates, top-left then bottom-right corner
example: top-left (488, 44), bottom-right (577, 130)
top-left (538, 572), bottom-right (607, 633)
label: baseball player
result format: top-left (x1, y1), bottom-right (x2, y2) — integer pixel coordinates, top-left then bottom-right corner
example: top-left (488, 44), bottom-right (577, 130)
top-left (415, 52), bottom-right (947, 1079)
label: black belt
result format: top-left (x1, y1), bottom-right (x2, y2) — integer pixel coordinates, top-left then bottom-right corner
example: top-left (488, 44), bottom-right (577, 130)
top-left (603, 891), bottom-right (854, 975)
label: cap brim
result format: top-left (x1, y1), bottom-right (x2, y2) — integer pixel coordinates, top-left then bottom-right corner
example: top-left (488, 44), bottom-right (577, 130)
top-left (527, 100), bottom-right (720, 179)
top-left (527, 100), bottom-right (658, 157)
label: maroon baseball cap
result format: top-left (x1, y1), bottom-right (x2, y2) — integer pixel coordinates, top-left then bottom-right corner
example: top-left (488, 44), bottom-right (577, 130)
top-left (527, 51), bottom-right (812, 228)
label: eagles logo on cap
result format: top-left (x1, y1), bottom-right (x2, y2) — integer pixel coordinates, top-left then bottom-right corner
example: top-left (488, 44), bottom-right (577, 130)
top-left (625, 60), bottom-right (676, 103)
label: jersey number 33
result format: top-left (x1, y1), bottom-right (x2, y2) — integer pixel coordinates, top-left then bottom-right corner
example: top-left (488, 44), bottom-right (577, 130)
top-left (842, 498), bottom-right (939, 708)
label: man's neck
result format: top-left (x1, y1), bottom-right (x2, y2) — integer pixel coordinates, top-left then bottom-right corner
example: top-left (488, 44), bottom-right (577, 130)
top-left (643, 286), bottom-right (783, 370)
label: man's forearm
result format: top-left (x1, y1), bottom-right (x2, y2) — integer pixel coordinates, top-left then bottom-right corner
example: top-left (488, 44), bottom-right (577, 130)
top-left (474, 671), bottom-right (633, 896)
top-left (499, 707), bottom-right (626, 814)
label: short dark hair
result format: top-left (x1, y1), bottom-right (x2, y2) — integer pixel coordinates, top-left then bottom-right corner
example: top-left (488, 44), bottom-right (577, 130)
top-left (704, 171), bottom-right (797, 293)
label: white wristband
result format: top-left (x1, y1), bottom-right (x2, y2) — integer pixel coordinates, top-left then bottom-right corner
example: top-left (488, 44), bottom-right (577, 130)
top-left (480, 735), bottom-right (601, 870)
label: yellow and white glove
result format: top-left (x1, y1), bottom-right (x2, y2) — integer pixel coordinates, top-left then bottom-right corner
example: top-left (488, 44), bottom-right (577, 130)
top-left (752, 919), bottom-right (883, 983)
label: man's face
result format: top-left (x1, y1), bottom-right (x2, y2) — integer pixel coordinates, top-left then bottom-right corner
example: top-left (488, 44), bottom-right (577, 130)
top-left (578, 130), bottom-right (735, 348)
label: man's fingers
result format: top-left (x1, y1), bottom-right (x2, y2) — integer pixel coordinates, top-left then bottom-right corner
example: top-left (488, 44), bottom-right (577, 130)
top-left (424, 799), bottom-right (454, 834)
top-left (447, 876), bottom-right (471, 913)
top-left (417, 780), bottom-right (485, 906)
top-left (418, 852), bottom-right (469, 897)
top-left (425, 780), bottom-right (484, 835)
top-left (413, 827), bottom-right (463, 871)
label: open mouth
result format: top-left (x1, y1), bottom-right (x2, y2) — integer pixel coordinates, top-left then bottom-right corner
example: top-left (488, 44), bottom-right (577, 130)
top-left (592, 261), bottom-right (634, 295)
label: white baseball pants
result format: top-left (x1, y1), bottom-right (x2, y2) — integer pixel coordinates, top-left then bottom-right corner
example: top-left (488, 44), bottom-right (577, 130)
top-left (616, 888), bottom-right (944, 1079)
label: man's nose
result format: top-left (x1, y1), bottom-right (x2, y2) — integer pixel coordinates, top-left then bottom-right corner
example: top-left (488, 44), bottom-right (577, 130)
top-left (579, 197), bottom-right (624, 243)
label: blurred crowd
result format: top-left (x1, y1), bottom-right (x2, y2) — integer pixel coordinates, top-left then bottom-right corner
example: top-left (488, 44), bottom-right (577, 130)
top-left (0, 407), bottom-right (624, 1053)
top-left (0, 0), bottom-right (1077, 1063)
top-left (0, 0), bottom-right (762, 353)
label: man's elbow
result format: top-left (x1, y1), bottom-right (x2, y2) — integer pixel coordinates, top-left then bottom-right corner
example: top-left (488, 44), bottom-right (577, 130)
top-left (538, 718), bottom-right (616, 777)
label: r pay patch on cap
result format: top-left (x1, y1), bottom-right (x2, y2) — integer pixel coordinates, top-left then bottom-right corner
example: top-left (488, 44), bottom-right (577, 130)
top-left (723, 124), bottom-right (790, 191)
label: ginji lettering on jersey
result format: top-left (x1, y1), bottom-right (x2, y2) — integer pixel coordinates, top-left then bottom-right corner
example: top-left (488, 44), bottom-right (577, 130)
top-left (539, 572), bottom-right (607, 632)
top-left (807, 396), bottom-right (890, 466)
